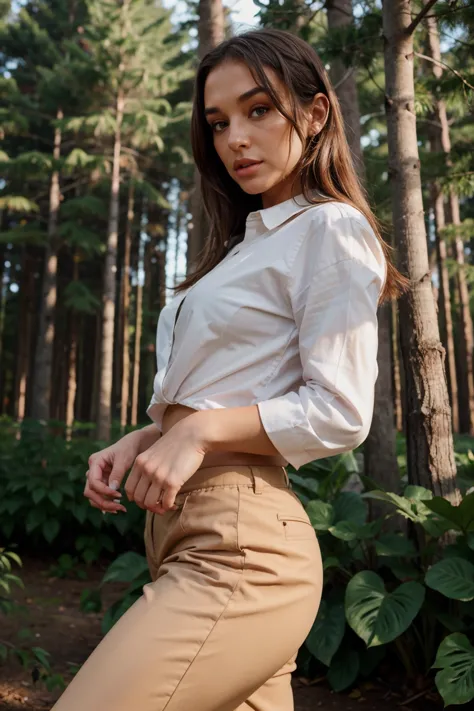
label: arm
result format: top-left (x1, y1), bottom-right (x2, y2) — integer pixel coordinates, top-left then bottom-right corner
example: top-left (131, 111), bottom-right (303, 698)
top-left (127, 423), bottom-right (162, 454)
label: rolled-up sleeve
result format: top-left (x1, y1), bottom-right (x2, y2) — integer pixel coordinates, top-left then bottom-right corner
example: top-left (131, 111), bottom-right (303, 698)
top-left (257, 204), bottom-right (386, 470)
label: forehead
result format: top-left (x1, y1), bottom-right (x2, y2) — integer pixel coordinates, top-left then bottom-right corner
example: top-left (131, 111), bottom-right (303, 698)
top-left (204, 59), bottom-right (283, 106)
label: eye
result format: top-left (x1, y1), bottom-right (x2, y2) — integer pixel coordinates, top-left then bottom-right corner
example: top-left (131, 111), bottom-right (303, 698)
top-left (251, 106), bottom-right (269, 118)
top-left (211, 120), bottom-right (228, 133)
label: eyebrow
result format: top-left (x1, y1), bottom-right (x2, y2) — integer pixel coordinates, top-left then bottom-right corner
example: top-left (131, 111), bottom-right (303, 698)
top-left (204, 86), bottom-right (269, 117)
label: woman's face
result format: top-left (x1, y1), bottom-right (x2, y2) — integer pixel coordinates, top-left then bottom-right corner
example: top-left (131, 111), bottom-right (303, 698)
top-left (204, 60), bottom-right (326, 208)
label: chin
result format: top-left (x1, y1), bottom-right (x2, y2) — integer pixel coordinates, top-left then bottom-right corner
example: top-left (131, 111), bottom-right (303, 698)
top-left (238, 179), bottom-right (278, 196)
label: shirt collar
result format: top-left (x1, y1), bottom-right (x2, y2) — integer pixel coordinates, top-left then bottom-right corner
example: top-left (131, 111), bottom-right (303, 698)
top-left (246, 191), bottom-right (320, 233)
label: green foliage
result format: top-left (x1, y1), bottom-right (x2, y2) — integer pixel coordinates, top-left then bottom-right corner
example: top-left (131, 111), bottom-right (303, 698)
top-left (292, 473), bottom-right (474, 705)
top-left (0, 418), bottom-right (146, 562)
top-left (0, 546), bottom-right (23, 615)
top-left (0, 546), bottom-right (64, 691)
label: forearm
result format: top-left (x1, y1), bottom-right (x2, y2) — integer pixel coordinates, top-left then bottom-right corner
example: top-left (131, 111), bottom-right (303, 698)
top-left (187, 405), bottom-right (280, 457)
top-left (127, 423), bottom-right (162, 454)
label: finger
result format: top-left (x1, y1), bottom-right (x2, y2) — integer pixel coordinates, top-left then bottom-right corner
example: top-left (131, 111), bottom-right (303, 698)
top-left (108, 461), bottom-right (129, 493)
top-left (124, 460), bottom-right (142, 502)
top-left (143, 483), bottom-right (165, 513)
top-left (161, 486), bottom-right (179, 513)
top-left (84, 481), bottom-right (126, 513)
top-left (131, 475), bottom-right (153, 509)
top-left (89, 474), bottom-right (123, 499)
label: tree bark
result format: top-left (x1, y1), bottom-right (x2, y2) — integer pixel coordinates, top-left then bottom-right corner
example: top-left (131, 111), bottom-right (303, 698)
top-left (431, 183), bottom-right (459, 432)
top-left (326, 0), bottom-right (365, 178)
top-left (424, 2), bottom-right (471, 434)
top-left (392, 300), bottom-right (404, 432)
top-left (14, 248), bottom-right (35, 424)
top-left (187, 0), bottom-right (225, 274)
top-left (448, 193), bottom-right (474, 434)
top-left (382, 0), bottom-right (459, 503)
top-left (131, 230), bottom-right (144, 428)
top-left (120, 178), bottom-right (135, 433)
top-left (31, 107), bottom-right (63, 422)
top-left (97, 88), bottom-right (124, 440)
top-left (65, 254), bottom-right (79, 441)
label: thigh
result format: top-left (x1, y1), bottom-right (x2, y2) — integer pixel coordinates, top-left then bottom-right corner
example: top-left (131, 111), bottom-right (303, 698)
top-left (236, 655), bottom-right (297, 711)
top-left (51, 517), bottom-right (245, 711)
top-left (52, 484), bottom-right (322, 711)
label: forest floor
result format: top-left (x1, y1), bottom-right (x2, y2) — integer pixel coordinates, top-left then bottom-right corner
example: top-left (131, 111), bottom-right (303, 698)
top-left (0, 556), bottom-right (443, 711)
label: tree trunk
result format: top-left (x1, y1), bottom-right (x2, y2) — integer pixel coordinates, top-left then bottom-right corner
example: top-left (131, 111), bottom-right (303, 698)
top-left (382, 0), bottom-right (459, 503)
top-left (131, 229), bottom-right (144, 428)
top-left (187, 0), bottom-right (225, 274)
top-left (120, 178), bottom-right (135, 433)
top-left (97, 88), bottom-right (124, 440)
top-left (14, 248), bottom-right (35, 424)
top-left (424, 3), bottom-right (470, 434)
top-left (30, 107), bottom-right (63, 422)
top-left (392, 300), bottom-right (403, 432)
top-left (432, 183), bottom-right (459, 432)
top-left (449, 193), bottom-right (474, 434)
top-left (65, 254), bottom-right (79, 441)
top-left (365, 303), bottom-right (403, 528)
top-left (326, 0), bottom-right (365, 178)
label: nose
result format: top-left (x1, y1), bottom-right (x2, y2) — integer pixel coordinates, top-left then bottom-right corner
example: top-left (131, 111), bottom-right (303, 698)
top-left (227, 120), bottom-right (250, 151)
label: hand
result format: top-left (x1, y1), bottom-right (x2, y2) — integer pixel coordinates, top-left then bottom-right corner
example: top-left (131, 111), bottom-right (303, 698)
top-left (84, 432), bottom-right (144, 514)
top-left (120, 416), bottom-right (207, 514)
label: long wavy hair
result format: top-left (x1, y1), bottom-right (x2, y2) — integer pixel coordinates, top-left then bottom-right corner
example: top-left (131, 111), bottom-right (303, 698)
top-left (174, 28), bottom-right (406, 302)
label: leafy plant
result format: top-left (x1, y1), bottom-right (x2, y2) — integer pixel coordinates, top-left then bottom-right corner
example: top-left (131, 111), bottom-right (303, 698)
top-left (297, 476), bottom-right (474, 706)
top-left (0, 417), bottom-right (145, 561)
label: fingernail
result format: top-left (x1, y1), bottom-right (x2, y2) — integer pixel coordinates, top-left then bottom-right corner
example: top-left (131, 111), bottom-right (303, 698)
top-left (113, 499), bottom-right (121, 504)
top-left (110, 482), bottom-right (119, 491)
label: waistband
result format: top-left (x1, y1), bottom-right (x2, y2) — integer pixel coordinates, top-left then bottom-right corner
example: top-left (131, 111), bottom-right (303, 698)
top-left (179, 465), bottom-right (290, 495)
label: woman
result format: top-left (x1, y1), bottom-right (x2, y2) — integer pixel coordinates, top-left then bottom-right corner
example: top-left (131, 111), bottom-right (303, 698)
top-left (54, 28), bottom-right (404, 711)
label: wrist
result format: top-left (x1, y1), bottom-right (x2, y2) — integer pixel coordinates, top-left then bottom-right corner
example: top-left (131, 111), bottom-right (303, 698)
top-left (127, 424), bottom-right (162, 454)
top-left (180, 411), bottom-right (214, 454)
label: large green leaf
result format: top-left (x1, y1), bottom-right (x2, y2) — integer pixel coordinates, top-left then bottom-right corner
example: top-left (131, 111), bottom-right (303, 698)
top-left (306, 500), bottom-right (334, 530)
top-left (432, 633), bottom-right (474, 706)
top-left (361, 490), bottom-right (417, 520)
top-left (333, 492), bottom-right (368, 527)
top-left (42, 519), bottom-right (60, 543)
top-left (425, 557), bottom-right (474, 601)
top-left (327, 646), bottom-right (360, 692)
top-left (375, 533), bottom-right (418, 558)
top-left (101, 552), bottom-right (149, 585)
top-left (423, 493), bottom-right (474, 533)
top-left (306, 598), bottom-right (345, 667)
top-left (345, 571), bottom-right (425, 646)
top-left (329, 521), bottom-right (359, 541)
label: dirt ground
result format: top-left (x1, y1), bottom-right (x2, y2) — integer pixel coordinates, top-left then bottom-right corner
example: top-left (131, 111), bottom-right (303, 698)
top-left (0, 556), bottom-right (444, 711)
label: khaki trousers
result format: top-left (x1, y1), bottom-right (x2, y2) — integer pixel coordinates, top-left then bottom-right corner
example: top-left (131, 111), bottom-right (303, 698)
top-left (52, 465), bottom-right (323, 711)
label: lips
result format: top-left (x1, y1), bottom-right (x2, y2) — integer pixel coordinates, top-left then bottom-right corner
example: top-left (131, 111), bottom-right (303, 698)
top-left (233, 158), bottom-right (262, 171)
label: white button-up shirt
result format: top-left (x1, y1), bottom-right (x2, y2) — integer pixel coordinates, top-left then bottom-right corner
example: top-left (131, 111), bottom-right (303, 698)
top-left (146, 192), bottom-right (386, 470)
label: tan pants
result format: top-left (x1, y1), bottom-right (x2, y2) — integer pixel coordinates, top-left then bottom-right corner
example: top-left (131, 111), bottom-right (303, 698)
top-left (52, 465), bottom-right (323, 711)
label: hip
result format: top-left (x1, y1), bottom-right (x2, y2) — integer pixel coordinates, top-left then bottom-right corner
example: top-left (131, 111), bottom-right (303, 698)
top-left (144, 463), bottom-right (323, 593)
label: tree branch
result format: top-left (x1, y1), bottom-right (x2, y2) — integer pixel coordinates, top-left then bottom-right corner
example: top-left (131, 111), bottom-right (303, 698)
top-left (406, 0), bottom-right (438, 35)
top-left (415, 52), bottom-right (474, 91)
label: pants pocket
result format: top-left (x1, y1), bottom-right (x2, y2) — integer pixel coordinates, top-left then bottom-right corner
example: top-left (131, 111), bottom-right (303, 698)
top-left (277, 513), bottom-right (316, 540)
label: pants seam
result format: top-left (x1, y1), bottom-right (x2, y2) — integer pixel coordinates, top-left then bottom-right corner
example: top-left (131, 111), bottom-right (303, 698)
top-left (162, 556), bottom-right (245, 710)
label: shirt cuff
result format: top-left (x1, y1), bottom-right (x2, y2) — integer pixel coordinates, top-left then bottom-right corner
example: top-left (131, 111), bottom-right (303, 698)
top-left (257, 394), bottom-right (313, 470)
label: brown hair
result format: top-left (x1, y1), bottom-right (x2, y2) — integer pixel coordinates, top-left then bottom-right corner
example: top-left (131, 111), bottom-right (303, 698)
top-left (175, 28), bottom-right (407, 302)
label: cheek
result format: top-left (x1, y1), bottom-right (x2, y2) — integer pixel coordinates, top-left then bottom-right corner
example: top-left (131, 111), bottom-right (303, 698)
top-left (213, 136), bottom-right (228, 164)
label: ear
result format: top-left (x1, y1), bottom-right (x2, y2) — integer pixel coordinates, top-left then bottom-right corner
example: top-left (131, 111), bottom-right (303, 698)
top-left (307, 93), bottom-right (330, 137)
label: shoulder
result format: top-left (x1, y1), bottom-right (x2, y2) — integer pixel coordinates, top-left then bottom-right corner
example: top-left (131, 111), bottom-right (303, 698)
top-left (297, 200), bottom-right (386, 276)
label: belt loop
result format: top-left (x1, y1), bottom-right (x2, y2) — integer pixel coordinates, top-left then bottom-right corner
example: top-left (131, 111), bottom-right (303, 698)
top-left (250, 466), bottom-right (264, 494)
